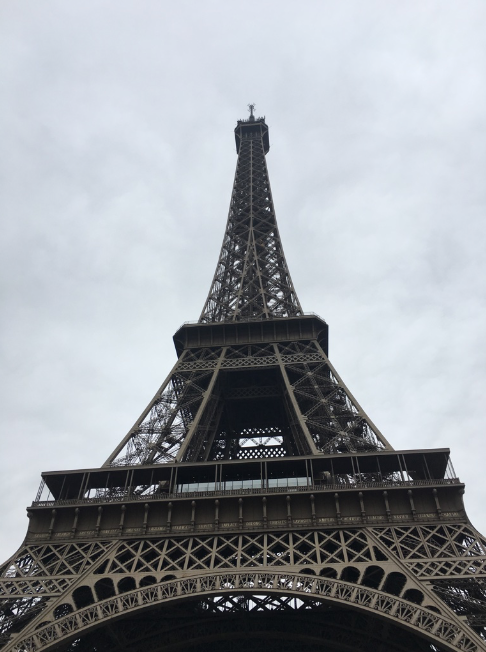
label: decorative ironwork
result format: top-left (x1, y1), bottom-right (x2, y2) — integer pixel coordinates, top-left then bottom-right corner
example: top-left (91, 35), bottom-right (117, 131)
top-left (4, 571), bottom-right (481, 652)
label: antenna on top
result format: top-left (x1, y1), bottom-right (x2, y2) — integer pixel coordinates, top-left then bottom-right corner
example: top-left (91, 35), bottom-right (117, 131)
top-left (248, 103), bottom-right (256, 121)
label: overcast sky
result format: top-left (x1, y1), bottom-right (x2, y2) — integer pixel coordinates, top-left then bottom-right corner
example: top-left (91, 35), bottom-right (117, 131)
top-left (1, 1), bottom-right (485, 563)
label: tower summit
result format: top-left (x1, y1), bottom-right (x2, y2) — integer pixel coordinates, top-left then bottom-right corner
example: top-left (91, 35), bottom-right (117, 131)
top-left (1, 112), bottom-right (486, 652)
top-left (200, 107), bottom-right (300, 322)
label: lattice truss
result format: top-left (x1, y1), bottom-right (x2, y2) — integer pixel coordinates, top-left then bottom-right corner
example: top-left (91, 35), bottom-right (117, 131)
top-left (199, 132), bottom-right (302, 323)
top-left (105, 340), bottom-right (389, 466)
top-left (278, 340), bottom-right (388, 455)
top-left (2, 525), bottom-right (486, 649)
top-left (0, 542), bottom-right (112, 646)
top-left (372, 524), bottom-right (486, 629)
top-left (105, 348), bottom-right (221, 466)
top-left (93, 529), bottom-right (385, 574)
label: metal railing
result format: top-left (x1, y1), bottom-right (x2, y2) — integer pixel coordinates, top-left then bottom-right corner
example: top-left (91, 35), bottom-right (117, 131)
top-left (179, 311), bottom-right (326, 329)
top-left (32, 477), bottom-right (461, 509)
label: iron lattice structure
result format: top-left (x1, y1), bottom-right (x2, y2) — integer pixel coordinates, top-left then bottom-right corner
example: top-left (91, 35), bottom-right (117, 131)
top-left (199, 115), bottom-right (301, 322)
top-left (1, 112), bottom-right (485, 652)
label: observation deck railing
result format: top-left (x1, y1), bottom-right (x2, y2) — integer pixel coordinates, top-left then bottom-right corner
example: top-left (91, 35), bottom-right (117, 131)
top-left (32, 477), bottom-right (461, 509)
top-left (179, 311), bottom-right (327, 329)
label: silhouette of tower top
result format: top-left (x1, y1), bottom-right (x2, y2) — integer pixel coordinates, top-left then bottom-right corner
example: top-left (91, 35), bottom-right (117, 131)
top-left (101, 110), bottom-right (392, 467)
top-left (199, 108), bottom-right (302, 323)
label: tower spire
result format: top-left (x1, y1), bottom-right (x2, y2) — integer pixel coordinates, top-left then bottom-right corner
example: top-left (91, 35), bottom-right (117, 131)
top-left (199, 113), bottom-right (302, 323)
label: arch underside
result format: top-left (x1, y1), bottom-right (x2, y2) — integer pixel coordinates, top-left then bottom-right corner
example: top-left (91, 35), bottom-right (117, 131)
top-left (55, 597), bottom-right (448, 652)
top-left (16, 572), bottom-right (480, 652)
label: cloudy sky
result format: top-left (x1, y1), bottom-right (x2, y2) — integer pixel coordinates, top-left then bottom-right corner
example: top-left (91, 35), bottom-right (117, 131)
top-left (1, 1), bottom-right (485, 562)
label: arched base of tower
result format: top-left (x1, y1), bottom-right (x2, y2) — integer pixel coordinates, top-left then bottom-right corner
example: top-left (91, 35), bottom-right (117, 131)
top-left (51, 596), bottom-right (447, 652)
top-left (10, 570), bottom-right (480, 652)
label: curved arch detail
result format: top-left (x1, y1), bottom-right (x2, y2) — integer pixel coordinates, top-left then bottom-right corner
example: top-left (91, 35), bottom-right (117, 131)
top-left (11, 571), bottom-right (479, 652)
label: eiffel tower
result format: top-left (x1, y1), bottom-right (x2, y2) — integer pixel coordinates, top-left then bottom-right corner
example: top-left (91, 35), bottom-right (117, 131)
top-left (1, 107), bottom-right (486, 652)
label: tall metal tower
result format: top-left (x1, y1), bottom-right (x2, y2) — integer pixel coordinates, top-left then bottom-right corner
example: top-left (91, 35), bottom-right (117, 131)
top-left (1, 111), bottom-right (485, 652)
